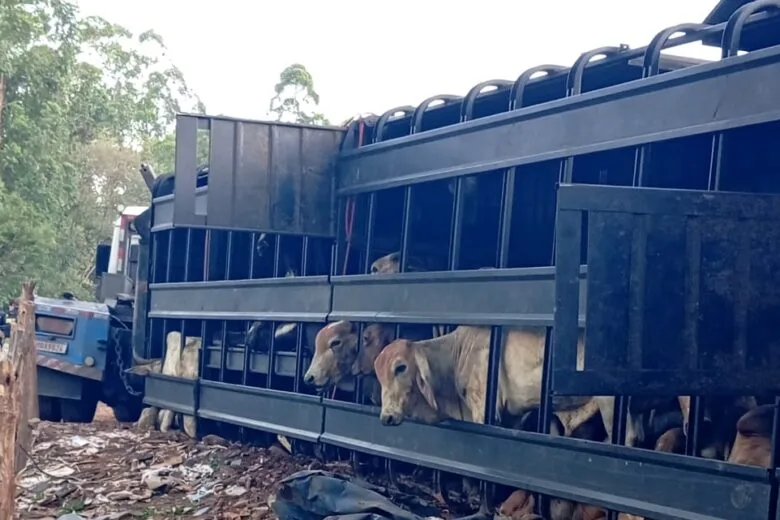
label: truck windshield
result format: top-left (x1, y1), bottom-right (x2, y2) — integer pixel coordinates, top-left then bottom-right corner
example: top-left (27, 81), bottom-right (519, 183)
top-left (36, 315), bottom-right (75, 337)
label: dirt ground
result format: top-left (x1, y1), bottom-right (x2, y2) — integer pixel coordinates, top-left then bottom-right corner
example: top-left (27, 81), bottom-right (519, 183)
top-left (14, 404), bottom-right (450, 520)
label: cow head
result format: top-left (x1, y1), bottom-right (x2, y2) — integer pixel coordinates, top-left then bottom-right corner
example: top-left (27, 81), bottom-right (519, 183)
top-left (351, 324), bottom-right (395, 377)
top-left (374, 339), bottom-right (438, 426)
top-left (303, 321), bottom-right (358, 390)
top-left (370, 252), bottom-right (401, 274)
top-left (496, 489), bottom-right (535, 520)
top-left (370, 252), bottom-right (428, 274)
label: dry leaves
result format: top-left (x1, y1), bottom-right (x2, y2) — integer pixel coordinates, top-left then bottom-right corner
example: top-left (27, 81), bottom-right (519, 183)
top-left (14, 405), bottom-right (336, 519)
top-left (15, 404), bottom-right (456, 520)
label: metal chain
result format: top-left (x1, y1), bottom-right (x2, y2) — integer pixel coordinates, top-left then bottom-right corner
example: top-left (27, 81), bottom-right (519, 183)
top-left (112, 325), bottom-right (143, 397)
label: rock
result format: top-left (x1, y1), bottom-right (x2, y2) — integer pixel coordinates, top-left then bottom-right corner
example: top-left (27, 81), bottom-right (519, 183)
top-left (201, 434), bottom-right (228, 446)
top-left (224, 485), bottom-right (248, 497)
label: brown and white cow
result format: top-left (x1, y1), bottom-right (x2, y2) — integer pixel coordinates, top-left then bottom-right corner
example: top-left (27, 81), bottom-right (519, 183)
top-left (372, 325), bottom-right (635, 445)
top-left (302, 320), bottom-right (360, 394)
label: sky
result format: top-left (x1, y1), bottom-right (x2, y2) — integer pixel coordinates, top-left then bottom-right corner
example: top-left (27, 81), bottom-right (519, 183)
top-left (75, 0), bottom-right (725, 124)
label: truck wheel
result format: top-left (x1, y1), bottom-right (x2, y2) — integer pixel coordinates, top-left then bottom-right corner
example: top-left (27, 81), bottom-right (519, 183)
top-left (39, 397), bottom-right (62, 422)
top-left (112, 401), bottom-right (143, 423)
top-left (60, 396), bottom-right (98, 423)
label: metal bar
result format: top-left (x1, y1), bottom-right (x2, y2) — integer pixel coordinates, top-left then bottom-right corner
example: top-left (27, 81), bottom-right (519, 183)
top-left (399, 187), bottom-right (413, 272)
top-left (461, 80), bottom-right (513, 122)
top-left (333, 200), bottom-right (345, 277)
top-left (634, 23), bottom-right (708, 186)
top-left (484, 168), bottom-right (515, 426)
top-left (198, 230), bottom-right (212, 382)
top-left (320, 399), bottom-right (772, 520)
top-left (509, 65), bottom-right (567, 110)
top-left (375, 106), bottom-right (415, 143)
top-left (219, 232), bottom-right (233, 382)
top-left (161, 230), bottom-right (175, 360)
top-left (496, 169), bottom-right (516, 268)
top-left (249, 233), bottom-right (257, 279)
top-left (273, 235), bottom-right (282, 278)
top-left (173, 115), bottom-right (201, 226)
top-left (148, 276), bottom-right (331, 322)
top-left (293, 324), bottom-right (306, 393)
top-left (448, 178), bottom-right (464, 270)
top-left (337, 45), bottom-right (780, 195)
top-left (364, 194), bottom-right (376, 271)
top-left (561, 46), bottom-right (626, 184)
top-left (267, 321), bottom-right (277, 388)
top-left (411, 95), bottom-right (462, 134)
top-left (242, 320), bottom-right (252, 386)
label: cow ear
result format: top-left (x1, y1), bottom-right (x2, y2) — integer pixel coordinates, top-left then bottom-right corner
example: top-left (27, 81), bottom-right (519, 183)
top-left (412, 348), bottom-right (437, 412)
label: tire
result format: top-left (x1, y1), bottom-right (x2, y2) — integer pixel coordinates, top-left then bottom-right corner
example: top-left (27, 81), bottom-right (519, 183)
top-left (59, 396), bottom-right (98, 423)
top-left (38, 397), bottom-right (62, 422)
top-left (111, 401), bottom-right (143, 423)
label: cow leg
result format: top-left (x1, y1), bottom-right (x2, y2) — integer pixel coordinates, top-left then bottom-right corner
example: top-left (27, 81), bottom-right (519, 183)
top-left (594, 396), bottom-right (640, 447)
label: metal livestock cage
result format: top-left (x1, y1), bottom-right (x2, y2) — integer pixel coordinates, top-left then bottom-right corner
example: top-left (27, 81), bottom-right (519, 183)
top-left (141, 2), bottom-right (780, 519)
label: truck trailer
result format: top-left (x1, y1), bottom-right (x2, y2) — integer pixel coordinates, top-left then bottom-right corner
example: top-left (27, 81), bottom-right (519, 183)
top-left (104, 1), bottom-right (780, 518)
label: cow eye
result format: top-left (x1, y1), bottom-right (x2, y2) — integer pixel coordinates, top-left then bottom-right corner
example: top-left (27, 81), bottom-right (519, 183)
top-left (394, 364), bottom-right (407, 376)
top-left (330, 339), bottom-right (342, 349)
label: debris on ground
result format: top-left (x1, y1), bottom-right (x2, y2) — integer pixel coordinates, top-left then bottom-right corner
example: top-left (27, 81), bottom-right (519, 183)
top-left (15, 404), bottom-right (453, 520)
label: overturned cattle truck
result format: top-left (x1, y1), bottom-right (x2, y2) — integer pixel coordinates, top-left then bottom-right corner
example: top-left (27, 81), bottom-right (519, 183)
top-left (140, 2), bottom-right (780, 519)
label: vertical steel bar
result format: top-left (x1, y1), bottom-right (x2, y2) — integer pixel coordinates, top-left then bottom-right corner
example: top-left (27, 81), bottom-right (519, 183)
top-left (365, 194), bottom-right (376, 271)
top-left (266, 321), bottom-right (277, 389)
top-left (399, 187), bottom-right (413, 272)
top-left (448, 178), bottom-right (464, 271)
top-left (249, 233), bottom-right (257, 280)
top-left (273, 235), bottom-right (282, 278)
top-left (484, 168), bottom-right (514, 426)
top-left (180, 229), bottom-right (193, 389)
top-left (219, 232), bottom-right (233, 382)
top-left (161, 230), bottom-right (175, 360)
top-left (198, 230), bottom-right (212, 381)
top-left (333, 200), bottom-right (345, 277)
top-left (394, 187), bottom-right (413, 340)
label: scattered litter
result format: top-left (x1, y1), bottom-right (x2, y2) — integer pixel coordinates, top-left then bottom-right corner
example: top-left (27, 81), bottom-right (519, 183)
top-left (225, 484), bottom-right (248, 496)
top-left (16, 403), bottom-right (455, 519)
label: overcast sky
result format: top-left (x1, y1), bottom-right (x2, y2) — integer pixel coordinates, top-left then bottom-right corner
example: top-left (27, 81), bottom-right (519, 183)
top-left (75, 0), bottom-right (723, 123)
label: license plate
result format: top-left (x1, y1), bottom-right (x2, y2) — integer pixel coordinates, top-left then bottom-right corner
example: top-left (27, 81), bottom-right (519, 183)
top-left (35, 340), bottom-right (68, 354)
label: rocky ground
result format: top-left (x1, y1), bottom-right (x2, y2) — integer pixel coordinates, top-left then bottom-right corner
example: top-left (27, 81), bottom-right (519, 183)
top-left (14, 405), bottom-right (453, 520)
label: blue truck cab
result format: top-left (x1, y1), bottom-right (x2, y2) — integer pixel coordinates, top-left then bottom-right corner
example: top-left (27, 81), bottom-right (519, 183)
top-left (33, 204), bottom-right (150, 423)
top-left (35, 297), bottom-right (111, 421)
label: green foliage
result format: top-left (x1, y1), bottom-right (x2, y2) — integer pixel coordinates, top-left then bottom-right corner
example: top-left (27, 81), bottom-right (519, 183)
top-left (0, 0), bottom-right (204, 303)
top-left (269, 64), bottom-right (330, 125)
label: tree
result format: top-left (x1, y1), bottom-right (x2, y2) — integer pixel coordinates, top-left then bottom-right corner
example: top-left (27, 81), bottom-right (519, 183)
top-left (0, 0), bottom-right (204, 302)
top-left (269, 64), bottom-right (330, 125)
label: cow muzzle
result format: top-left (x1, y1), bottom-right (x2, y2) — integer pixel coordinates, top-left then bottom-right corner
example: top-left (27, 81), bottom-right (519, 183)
top-left (380, 411), bottom-right (403, 426)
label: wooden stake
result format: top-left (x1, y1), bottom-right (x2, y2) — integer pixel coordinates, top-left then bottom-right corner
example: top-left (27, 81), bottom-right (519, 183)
top-left (15, 282), bottom-right (38, 474)
top-left (0, 282), bottom-right (36, 518)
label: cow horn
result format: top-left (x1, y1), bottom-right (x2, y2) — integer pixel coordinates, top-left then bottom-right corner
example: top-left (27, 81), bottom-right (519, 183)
top-left (132, 350), bottom-right (155, 365)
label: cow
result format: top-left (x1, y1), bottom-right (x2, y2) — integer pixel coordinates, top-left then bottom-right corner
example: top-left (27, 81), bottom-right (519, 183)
top-left (727, 404), bottom-right (772, 468)
top-left (303, 320), bottom-right (429, 406)
top-left (302, 251), bottom-right (440, 398)
top-left (372, 326), bottom-right (644, 519)
top-left (677, 395), bottom-right (758, 460)
top-left (127, 331), bottom-right (200, 437)
top-left (302, 321), bottom-right (360, 395)
top-left (372, 325), bottom-right (635, 445)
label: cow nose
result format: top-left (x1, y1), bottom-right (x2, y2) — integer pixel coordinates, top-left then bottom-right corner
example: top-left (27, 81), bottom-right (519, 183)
top-left (380, 414), bottom-right (392, 426)
top-left (303, 374), bottom-right (314, 385)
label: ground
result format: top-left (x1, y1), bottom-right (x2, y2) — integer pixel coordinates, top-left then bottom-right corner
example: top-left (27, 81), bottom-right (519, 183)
top-left (15, 404), bottom-right (451, 520)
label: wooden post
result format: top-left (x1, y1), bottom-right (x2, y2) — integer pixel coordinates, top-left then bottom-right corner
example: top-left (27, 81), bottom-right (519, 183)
top-left (0, 282), bottom-right (36, 517)
top-left (15, 283), bottom-right (38, 473)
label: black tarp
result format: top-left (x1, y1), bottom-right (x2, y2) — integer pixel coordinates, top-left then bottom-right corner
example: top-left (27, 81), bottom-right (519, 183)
top-left (270, 470), bottom-right (435, 520)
